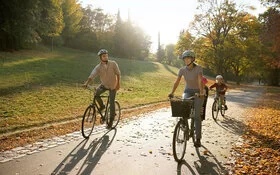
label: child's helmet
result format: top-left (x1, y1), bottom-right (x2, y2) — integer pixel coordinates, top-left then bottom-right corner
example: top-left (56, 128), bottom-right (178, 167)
top-left (181, 50), bottom-right (195, 59)
top-left (97, 49), bottom-right (108, 56)
top-left (216, 75), bottom-right (223, 79)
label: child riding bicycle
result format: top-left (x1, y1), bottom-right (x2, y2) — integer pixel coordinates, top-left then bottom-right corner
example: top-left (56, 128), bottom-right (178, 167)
top-left (209, 75), bottom-right (228, 110)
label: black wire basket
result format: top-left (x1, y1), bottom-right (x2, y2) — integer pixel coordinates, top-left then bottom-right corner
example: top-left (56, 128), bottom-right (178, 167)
top-left (170, 99), bottom-right (193, 118)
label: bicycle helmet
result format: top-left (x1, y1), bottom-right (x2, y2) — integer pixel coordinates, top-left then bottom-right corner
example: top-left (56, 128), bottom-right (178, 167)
top-left (97, 49), bottom-right (108, 56)
top-left (181, 50), bottom-right (195, 59)
top-left (216, 75), bottom-right (223, 79)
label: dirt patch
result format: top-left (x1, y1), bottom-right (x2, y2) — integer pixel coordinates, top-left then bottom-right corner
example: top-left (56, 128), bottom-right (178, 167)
top-left (0, 102), bottom-right (169, 152)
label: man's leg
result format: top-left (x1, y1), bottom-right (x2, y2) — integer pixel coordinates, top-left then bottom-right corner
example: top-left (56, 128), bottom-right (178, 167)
top-left (108, 89), bottom-right (116, 127)
top-left (95, 85), bottom-right (106, 110)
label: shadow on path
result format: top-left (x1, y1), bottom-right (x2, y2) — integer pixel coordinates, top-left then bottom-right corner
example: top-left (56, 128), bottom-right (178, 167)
top-left (177, 159), bottom-right (196, 175)
top-left (214, 115), bottom-right (247, 135)
top-left (52, 128), bottom-right (117, 175)
top-left (177, 145), bottom-right (228, 175)
top-left (194, 146), bottom-right (227, 175)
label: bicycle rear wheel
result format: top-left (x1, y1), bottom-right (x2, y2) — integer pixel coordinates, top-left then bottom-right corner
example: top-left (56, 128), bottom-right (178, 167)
top-left (212, 100), bottom-right (219, 120)
top-left (82, 105), bottom-right (96, 139)
top-left (172, 120), bottom-right (188, 162)
top-left (106, 101), bottom-right (121, 128)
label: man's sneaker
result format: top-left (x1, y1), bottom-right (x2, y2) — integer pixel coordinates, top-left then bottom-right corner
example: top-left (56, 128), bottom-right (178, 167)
top-left (224, 105), bottom-right (228, 110)
top-left (194, 139), bottom-right (201, 147)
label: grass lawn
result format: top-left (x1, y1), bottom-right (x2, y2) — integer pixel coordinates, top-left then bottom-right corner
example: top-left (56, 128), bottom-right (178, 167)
top-left (0, 47), bottom-right (185, 134)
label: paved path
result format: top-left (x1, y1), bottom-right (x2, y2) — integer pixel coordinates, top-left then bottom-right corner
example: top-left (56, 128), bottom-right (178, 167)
top-left (0, 88), bottom-right (262, 175)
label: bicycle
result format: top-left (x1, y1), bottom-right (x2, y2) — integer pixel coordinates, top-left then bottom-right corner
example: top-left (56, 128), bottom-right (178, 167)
top-left (81, 85), bottom-right (121, 139)
top-left (211, 90), bottom-right (226, 120)
top-left (169, 94), bottom-right (198, 162)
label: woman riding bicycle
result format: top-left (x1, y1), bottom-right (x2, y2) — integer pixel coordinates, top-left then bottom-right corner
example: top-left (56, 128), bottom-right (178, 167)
top-left (168, 50), bottom-right (205, 147)
top-left (209, 75), bottom-right (228, 110)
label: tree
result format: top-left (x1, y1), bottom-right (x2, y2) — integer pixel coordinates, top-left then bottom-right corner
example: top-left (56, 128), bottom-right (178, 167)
top-left (0, 0), bottom-right (41, 50)
top-left (175, 30), bottom-right (195, 56)
top-left (259, 8), bottom-right (280, 85)
top-left (191, 0), bottom-right (247, 75)
top-left (190, 0), bottom-right (263, 84)
top-left (38, 0), bottom-right (64, 50)
top-left (165, 44), bottom-right (176, 65)
top-left (113, 10), bottom-right (151, 59)
top-left (61, 0), bottom-right (83, 46)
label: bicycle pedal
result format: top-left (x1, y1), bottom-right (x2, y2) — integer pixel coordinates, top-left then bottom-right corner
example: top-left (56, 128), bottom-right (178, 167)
top-left (100, 118), bottom-right (105, 124)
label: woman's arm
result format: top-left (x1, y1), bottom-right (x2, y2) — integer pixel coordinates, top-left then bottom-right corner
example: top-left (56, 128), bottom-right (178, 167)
top-left (169, 76), bottom-right (181, 96)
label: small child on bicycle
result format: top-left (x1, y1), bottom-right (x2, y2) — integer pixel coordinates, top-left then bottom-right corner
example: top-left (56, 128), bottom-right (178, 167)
top-left (209, 75), bottom-right (228, 110)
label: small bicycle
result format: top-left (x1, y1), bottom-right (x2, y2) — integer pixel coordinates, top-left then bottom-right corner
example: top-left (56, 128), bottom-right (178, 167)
top-left (81, 85), bottom-right (121, 139)
top-left (169, 95), bottom-right (198, 162)
top-left (211, 90), bottom-right (227, 120)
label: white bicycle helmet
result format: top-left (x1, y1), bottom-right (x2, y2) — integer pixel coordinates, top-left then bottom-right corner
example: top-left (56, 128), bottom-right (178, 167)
top-left (97, 49), bottom-right (108, 56)
top-left (216, 75), bottom-right (223, 79)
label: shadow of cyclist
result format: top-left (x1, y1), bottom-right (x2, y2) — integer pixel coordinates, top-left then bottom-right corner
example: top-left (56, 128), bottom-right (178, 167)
top-left (51, 128), bottom-right (117, 175)
top-left (177, 160), bottom-right (196, 175)
top-left (77, 128), bottom-right (117, 175)
top-left (51, 139), bottom-right (90, 175)
top-left (214, 114), bottom-right (247, 135)
top-left (194, 145), bottom-right (228, 175)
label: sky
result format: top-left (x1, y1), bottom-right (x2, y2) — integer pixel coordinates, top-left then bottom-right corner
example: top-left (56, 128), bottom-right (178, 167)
top-left (80, 0), bottom-right (266, 52)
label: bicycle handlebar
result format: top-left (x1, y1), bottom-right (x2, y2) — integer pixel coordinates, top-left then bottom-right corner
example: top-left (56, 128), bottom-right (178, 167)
top-left (169, 93), bottom-right (203, 101)
top-left (86, 85), bottom-right (97, 91)
top-left (210, 89), bottom-right (226, 93)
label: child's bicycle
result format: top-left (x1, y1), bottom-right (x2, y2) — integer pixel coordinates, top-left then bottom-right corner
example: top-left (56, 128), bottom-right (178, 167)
top-left (81, 85), bottom-right (121, 139)
top-left (211, 90), bottom-right (227, 120)
top-left (169, 94), bottom-right (199, 162)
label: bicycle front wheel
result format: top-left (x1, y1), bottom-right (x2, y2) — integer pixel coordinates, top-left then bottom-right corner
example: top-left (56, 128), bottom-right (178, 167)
top-left (212, 100), bottom-right (219, 120)
top-left (172, 120), bottom-right (188, 162)
top-left (82, 105), bottom-right (96, 139)
top-left (106, 101), bottom-right (121, 128)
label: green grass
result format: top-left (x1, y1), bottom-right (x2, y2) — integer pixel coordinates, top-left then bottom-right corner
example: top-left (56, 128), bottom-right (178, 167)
top-left (0, 47), bottom-right (184, 134)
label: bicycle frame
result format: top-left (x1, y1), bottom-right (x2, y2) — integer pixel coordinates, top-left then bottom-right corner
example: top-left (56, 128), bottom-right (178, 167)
top-left (81, 85), bottom-right (121, 139)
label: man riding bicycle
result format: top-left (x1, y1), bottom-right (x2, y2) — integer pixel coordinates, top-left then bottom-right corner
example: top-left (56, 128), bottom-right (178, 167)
top-left (209, 75), bottom-right (228, 110)
top-left (83, 49), bottom-right (121, 129)
top-left (168, 50), bottom-right (205, 147)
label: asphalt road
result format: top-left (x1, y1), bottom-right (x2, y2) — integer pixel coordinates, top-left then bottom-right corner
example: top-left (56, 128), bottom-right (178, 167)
top-left (0, 88), bottom-right (262, 175)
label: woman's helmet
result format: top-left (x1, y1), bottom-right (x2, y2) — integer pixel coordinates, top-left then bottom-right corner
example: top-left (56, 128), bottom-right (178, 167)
top-left (181, 50), bottom-right (195, 59)
top-left (97, 49), bottom-right (108, 56)
top-left (216, 75), bottom-right (223, 79)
